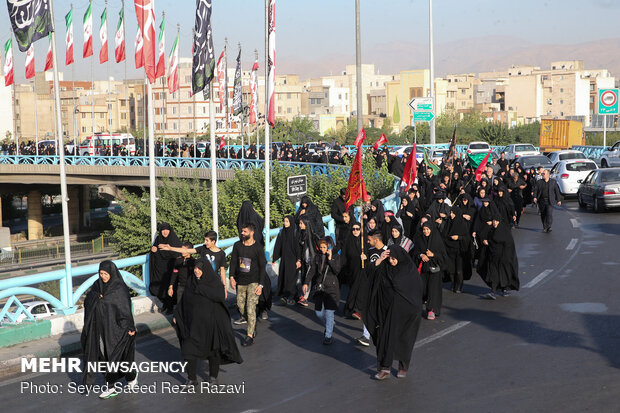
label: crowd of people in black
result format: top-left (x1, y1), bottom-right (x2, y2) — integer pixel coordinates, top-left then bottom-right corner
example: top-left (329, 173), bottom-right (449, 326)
top-left (83, 147), bottom-right (553, 397)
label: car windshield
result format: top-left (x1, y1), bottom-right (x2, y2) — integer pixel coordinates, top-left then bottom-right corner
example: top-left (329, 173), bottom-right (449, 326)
top-left (433, 150), bottom-right (448, 157)
top-left (515, 144), bottom-right (536, 152)
top-left (522, 156), bottom-right (552, 166)
top-left (469, 143), bottom-right (489, 149)
top-left (559, 152), bottom-right (586, 160)
top-left (600, 170), bottom-right (620, 183)
top-left (566, 162), bottom-right (596, 172)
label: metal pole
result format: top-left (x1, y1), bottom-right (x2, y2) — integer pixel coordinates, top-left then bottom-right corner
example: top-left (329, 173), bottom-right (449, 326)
top-left (428, 0), bottom-right (436, 145)
top-left (49, 0), bottom-right (73, 310)
top-left (603, 114), bottom-right (607, 149)
top-left (123, 0), bottom-right (128, 137)
top-left (71, 4), bottom-right (76, 153)
top-left (264, 0), bottom-right (271, 248)
top-left (355, 0), bottom-right (363, 132)
top-left (106, 1), bottom-right (111, 140)
top-left (177, 24), bottom-right (183, 156)
top-left (143, 77), bottom-right (147, 155)
top-left (34, 82), bottom-right (38, 156)
top-left (91, 48), bottom-right (95, 139)
top-left (147, 81), bottom-right (157, 241)
top-left (209, 85), bottom-right (218, 231)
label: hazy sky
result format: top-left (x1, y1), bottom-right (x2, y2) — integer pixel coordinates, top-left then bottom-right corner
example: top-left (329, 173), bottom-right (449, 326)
top-left (1, 0), bottom-right (618, 83)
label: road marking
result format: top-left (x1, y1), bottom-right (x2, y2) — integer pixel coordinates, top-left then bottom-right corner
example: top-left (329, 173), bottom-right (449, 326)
top-left (414, 321), bottom-right (471, 349)
top-left (523, 269), bottom-right (553, 289)
top-left (570, 219), bottom-right (580, 228)
top-left (566, 238), bottom-right (578, 250)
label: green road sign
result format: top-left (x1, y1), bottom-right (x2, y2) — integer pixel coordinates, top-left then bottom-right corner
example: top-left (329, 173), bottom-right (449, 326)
top-left (598, 89), bottom-right (619, 115)
top-left (416, 103), bottom-right (432, 111)
top-left (413, 111), bottom-right (436, 122)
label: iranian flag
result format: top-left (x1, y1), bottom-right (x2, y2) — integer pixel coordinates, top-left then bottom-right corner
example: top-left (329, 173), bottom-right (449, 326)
top-left (216, 50), bottom-right (226, 111)
top-left (25, 44), bottom-right (35, 79)
top-left (167, 31), bottom-right (179, 94)
top-left (134, 0), bottom-right (157, 84)
top-left (3, 39), bottom-right (13, 87)
top-left (249, 60), bottom-right (259, 124)
top-left (155, 17), bottom-right (165, 79)
top-left (266, 0), bottom-right (276, 126)
top-left (44, 34), bottom-right (53, 71)
top-left (134, 28), bottom-right (144, 69)
top-left (115, 8), bottom-right (125, 63)
top-left (65, 8), bottom-right (74, 65)
top-left (83, 1), bottom-right (93, 58)
top-left (99, 8), bottom-right (108, 64)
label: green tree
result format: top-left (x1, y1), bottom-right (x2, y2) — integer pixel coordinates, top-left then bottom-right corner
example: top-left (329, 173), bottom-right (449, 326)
top-left (393, 97), bottom-right (401, 124)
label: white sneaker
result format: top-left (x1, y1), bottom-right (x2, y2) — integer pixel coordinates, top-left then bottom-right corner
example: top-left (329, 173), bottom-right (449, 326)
top-left (99, 387), bottom-right (118, 399)
top-left (127, 372), bottom-right (139, 390)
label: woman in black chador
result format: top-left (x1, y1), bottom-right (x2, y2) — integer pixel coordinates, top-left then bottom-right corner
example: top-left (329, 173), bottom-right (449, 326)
top-left (443, 207), bottom-right (471, 293)
top-left (364, 245), bottom-right (423, 380)
top-left (273, 215), bottom-right (300, 305)
top-left (412, 221), bottom-right (447, 321)
top-left (174, 259), bottom-right (243, 386)
top-left (81, 261), bottom-right (137, 399)
top-left (484, 214), bottom-right (520, 299)
top-left (150, 222), bottom-right (182, 313)
top-left (295, 195), bottom-right (325, 238)
top-left (236, 201), bottom-right (265, 245)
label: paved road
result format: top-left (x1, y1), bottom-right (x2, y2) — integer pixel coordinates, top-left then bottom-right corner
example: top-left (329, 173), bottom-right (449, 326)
top-left (1, 201), bottom-right (619, 412)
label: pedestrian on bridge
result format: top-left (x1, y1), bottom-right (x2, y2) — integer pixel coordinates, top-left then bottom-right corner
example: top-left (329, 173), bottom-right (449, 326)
top-left (82, 260), bottom-right (137, 399)
top-left (273, 215), bottom-right (300, 306)
top-left (150, 223), bottom-right (182, 314)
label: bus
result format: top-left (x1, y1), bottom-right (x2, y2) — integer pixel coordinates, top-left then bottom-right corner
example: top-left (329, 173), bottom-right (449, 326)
top-left (77, 133), bottom-right (137, 156)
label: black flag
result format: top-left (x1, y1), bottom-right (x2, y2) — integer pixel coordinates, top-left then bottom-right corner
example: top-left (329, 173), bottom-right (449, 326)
top-left (6, 0), bottom-right (54, 52)
top-left (232, 49), bottom-right (243, 115)
top-left (192, 0), bottom-right (215, 95)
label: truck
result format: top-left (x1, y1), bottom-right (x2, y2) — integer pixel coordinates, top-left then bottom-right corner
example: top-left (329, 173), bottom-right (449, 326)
top-left (539, 119), bottom-right (585, 153)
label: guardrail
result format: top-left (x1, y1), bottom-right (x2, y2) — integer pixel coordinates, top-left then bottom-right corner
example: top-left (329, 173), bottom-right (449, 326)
top-left (571, 145), bottom-right (606, 159)
top-left (0, 161), bottom-right (400, 325)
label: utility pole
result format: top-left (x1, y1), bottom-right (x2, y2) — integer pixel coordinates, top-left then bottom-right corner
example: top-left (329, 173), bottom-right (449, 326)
top-left (355, 0), bottom-right (363, 131)
top-left (429, 0), bottom-right (436, 144)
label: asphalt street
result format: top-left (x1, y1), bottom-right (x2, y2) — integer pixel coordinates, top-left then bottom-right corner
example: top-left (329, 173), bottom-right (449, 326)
top-left (1, 200), bottom-right (619, 413)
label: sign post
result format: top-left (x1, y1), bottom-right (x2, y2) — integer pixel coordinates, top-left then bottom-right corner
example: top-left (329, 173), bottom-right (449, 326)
top-left (287, 175), bottom-right (307, 204)
top-left (408, 97), bottom-right (436, 124)
top-left (598, 88), bottom-right (619, 149)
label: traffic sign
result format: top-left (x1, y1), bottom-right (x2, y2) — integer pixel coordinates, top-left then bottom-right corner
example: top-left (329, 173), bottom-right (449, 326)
top-left (287, 175), bottom-right (307, 196)
top-left (408, 97), bottom-right (433, 112)
top-left (598, 88), bottom-right (619, 115)
top-left (413, 111), bottom-right (436, 122)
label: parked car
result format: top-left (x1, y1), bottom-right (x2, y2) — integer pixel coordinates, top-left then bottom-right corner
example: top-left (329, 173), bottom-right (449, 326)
top-left (549, 159), bottom-right (598, 196)
top-left (502, 143), bottom-right (539, 161)
top-left (466, 141), bottom-right (491, 155)
top-left (2, 301), bottom-right (56, 324)
top-left (577, 167), bottom-right (620, 212)
top-left (599, 140), bottom-right (620, 168)
top-left (429, 148), bottom-right (449, 165)
top-left (391, 145), bottom-right (424, 161)
top-left (546, 150), bottom-right (587, 166)
top-left (511, 155), bottom-right (553, 171)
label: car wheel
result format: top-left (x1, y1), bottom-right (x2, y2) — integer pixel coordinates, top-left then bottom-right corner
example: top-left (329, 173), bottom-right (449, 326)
top-left (601, 159), bottom-right (608, 168)
top-left (594, 197), bottom-right (602, 213)
top-left (578, 193), bottom-right (586, 208)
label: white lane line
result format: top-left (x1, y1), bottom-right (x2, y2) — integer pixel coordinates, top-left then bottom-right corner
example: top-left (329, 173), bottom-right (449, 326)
top-left (566, 238), bottom-right (578, 250)
top-left (523, 269), bottom-right (553, 289)
top-left (414, 321), bottom-right (471, 349)
top-left (570, 219), bottom-right (580, 228)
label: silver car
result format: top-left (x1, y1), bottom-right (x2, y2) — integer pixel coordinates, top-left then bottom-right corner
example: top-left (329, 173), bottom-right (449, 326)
top-left (599, 140), bottom-right (620, 168)
top-left (577, 167), bottom-right (620, 212)
top-left (502, 144), bottom-right (539, 161)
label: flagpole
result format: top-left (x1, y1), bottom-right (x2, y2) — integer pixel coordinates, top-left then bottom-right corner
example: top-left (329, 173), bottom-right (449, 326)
top-left (264, 0), bottom-right (271, 249)
top-left (122, 0), bottom-right (128, 140)
top-left (224, 39), bottom-right (229, 159)
top-left (48, 0), bottom-right (74, 310)
top-left (105, 0), bottom-right (111, 141)
top-left (428, 0), bottom-right (436, 145)
top-left (210, 84), bottom-right (218, 232)
top-left (70, 3), bottom-right (76, 154)
top-left (360, 199), bottom-right (365, 269)
top-left (143, 77), bottom-right (147, 155)
top-left (192, 28), bottom-right (197, 154)
top-left (355, 0), bottom-right (363, 131)
top-left (177, 24), bottom-right (183, 157)
top-left (91, 49), bottom-right (95, 143)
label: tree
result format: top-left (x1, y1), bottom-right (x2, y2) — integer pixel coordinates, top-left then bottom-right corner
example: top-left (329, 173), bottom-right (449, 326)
top-left (393, 97), bottom-right (401, 124)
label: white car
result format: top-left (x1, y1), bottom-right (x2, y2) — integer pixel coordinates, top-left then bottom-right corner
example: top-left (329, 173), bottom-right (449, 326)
top-left (2, 301), bottom-right (56, 324)
top-left (502, 144), bottom-right (539, 161)
top-left (599, 140), bottom-right (620, 168)
top-left (549, 159), bottom-right (598, 196)
top-left (467, 141), bottom-right (491, 155)
top-left (429, 148), bottom-right (449, 165)
top-left (547, 150), bottom-right (586, 166)
top-left (391, 145), bottom-right (424, 161)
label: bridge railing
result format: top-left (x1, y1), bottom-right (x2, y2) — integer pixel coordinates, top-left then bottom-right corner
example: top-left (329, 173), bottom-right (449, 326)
top-left (570, 145), bottom-right (606, 159)
top-left (0, 161), bottom-right (400, 325)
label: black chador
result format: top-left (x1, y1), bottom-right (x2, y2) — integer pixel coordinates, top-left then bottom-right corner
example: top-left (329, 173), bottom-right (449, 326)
top-left (82, 261), bottom-right (136, 386)
top-left (273, 215), bottom-right (300, 300)
top-left (486, 216), bottom-right (520, 293)
top-left (150, 222), bottom-right (181, 311)
top-left (237, 201), bottom-right (265, 245)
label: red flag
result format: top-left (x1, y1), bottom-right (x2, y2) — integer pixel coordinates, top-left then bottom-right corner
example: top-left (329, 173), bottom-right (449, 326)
top-left (134, 28), bottom-right (144, 69)
top-left (25, 44), bottom-right (35, 79)
top-left (218, 138), bottom-right (226, 151)
top-left (44, 35), bottom-right (53, 71)
top-left (373, 133), bottom-right (388, 151)
top-left (353, 128), bottom-right (367, 148)
top-left (401, 143), bottom-right (417, 191)
top-left (155, 17), bottom-right (165, 79)
top-left (475, 151), bottom-right (492, 182)
top-left (134, 0), bottom-right (157, 83)
top-left (344, 149), bottom-right (369, 209)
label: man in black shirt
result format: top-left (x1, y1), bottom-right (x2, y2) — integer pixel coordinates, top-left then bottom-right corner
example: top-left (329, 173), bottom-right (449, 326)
top-left (534, 169), bottom-right (562, 232)
top-left (230, 223), bottom-right (267, 347)
top-left (159, 231), bottom-right (228, 295)
top-left (497, 152), bottom-right (509, 173)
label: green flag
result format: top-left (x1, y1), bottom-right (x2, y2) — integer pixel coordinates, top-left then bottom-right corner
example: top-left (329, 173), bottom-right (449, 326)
top-left (393, 97), bottom-right (400, 124)
top-left (424, 149), bottom-right (440, 174)
top-left (467, 152), bottom-right (489, 169)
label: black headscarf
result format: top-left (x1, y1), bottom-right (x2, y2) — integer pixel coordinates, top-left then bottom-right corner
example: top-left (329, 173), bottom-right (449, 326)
top-left (386, 245), bottom-right (423, 309)
top-left (412, 221), bottom-right (447, 272)
top-left (237, 201), bottom-right (265, 244)
top-left (296, 195), bottom-right (325, 237)
top-left (153, 222), bottom-right (182, 248)
top-left (150, 223), bottom-right (181, 298)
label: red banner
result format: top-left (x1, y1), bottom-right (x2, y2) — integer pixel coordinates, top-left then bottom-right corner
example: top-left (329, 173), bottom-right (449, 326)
top-left (401, 143), bottom-right (417, 191)
top-left (344, 149), bottom-right (370, 209)
top-left (373, 133), bottom-right (388, 150)
top-left (475, 151), bottom-right (492, 182)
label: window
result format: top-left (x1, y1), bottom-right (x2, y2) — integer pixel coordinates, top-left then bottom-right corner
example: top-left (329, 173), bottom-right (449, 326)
top-left (278, 106), bottom-right (282, 113)
top-left (188, 106), bottom-right (192, 114)
top-left (560, 100), bottom-right (564, 104)
top-left (311, 98), bottom-right (316, 105)
top-left (121, 101), bottom-right (126, 107)
top-left (173, 122), bottom-right (177, 130)
top-left (172, 107), bottom-right (176, 114)
top-left (189, 122), bottom-right (193, 129)
top-left (287, 93), bottom-right (291, 99)
top-left (82, 113), bottom-right (86, 119)
top-left (82, 126), bottom-right (87, 133)
top-left (287, 107), bottom-right (292, 114)
top-left (138, 108), bottom-right (142, 115)
top-left (560, 88), bottom-right (564, 93)
top-left (325, 93), bottom-right (328, 98)
top-left (121, 113), bottom-right (127, 120)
